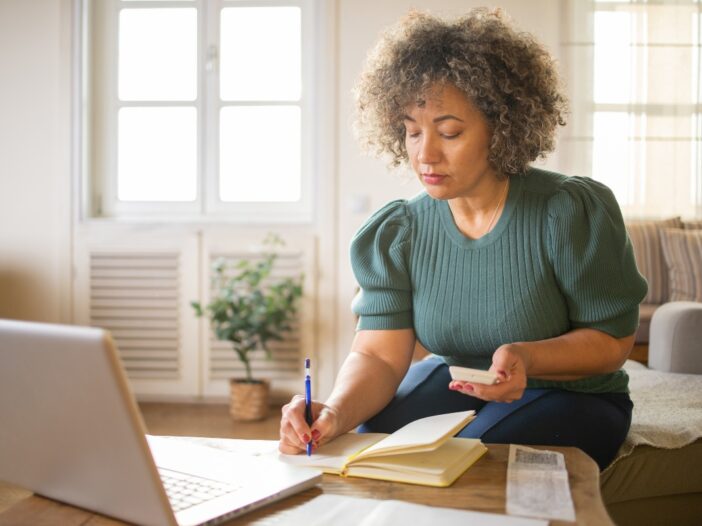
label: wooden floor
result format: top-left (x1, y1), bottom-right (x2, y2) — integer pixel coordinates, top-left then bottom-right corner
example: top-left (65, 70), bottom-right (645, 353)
top-left (140, 402), bottom-right (282, 440)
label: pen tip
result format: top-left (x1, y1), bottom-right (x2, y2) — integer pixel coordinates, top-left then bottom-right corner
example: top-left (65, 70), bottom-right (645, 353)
top-left (305, 358), bottom-right (310, 369)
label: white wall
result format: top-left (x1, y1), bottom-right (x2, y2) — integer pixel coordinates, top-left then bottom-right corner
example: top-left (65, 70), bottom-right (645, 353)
top-left (0, 0), bottom-right (72, 323)
top-left (0, 0), bottom-right (567, 396)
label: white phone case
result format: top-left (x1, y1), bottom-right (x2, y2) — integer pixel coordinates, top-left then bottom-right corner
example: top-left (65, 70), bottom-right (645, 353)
top-left (448, 366), bottom-right (499, 385)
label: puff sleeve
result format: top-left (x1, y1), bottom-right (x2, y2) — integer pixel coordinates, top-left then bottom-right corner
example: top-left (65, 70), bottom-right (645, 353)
top-left (547, 177), bottom-right (648, 337)
top-left (350, 200), bottom-right (413, 330)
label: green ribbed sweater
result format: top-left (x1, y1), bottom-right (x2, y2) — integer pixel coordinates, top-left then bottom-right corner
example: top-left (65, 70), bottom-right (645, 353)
top-left (350, 168), bottom-right (648, 393)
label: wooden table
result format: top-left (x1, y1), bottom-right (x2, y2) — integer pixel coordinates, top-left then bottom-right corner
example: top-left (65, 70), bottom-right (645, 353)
top-left (0, 445), bottom-right (612, 526)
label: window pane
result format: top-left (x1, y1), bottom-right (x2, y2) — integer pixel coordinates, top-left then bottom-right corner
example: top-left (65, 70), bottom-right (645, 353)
top-left (593, 112), bottom-right (636, 205)
top-left (219, 106), bottom-right (301, 202)
top-left (647, 46), bottom-right (696, 105)
top-left (693, 113), bottom-right (701, 205)
top-left (594, 12), bottom-right (633, 104)
top-left (118, 107), bottom-right (197, 201)
top-left (593, 112), bottom-right (700, 216)
top-left (119, 8), bottom-right (197, 101)
top-left (646, 4), bottom-right (698, 46)
top-left (643, 139), bottom-right (696, 216)
top-left (594, 6), bottom-right (701, 105)
top-left (220, 7), bottom-right (301, 101)
top-left (694, 12), bottom-right (701, 104)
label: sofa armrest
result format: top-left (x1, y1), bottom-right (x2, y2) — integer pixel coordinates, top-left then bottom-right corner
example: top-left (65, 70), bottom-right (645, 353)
top-left (648, 302), bottom-right (702, 374)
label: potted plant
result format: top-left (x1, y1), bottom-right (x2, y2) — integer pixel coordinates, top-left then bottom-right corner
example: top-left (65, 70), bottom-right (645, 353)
top-left (191, 235), bottom-right (303, 421)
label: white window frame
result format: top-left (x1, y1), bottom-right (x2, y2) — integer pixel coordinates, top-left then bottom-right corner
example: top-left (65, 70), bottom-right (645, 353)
top-left (85, 0), bottom-right (316, 223)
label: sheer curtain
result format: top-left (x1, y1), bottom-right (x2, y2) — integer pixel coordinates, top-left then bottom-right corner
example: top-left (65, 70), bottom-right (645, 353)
top-left (561, 0), bottom-right (702, 219)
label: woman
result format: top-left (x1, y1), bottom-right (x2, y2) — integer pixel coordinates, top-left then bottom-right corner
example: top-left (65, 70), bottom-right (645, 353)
top-left (279, 9), bottom-right (647, 470)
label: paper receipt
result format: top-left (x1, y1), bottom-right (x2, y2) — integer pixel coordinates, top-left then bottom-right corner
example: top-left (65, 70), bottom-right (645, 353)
top-left (506, 445), bottom-right (576, 522)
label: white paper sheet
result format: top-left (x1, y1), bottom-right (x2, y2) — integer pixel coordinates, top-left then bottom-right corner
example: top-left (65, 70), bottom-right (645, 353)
top-left (506, 444), bottom-right (576, 522)
top-left (277, 494), bottom-right (548, 526)
top-left (152, 435), bottom-right (280, 456)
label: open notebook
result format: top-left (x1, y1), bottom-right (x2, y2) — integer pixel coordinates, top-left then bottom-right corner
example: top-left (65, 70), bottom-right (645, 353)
top-left (281, 410), bottom-right (487, 487)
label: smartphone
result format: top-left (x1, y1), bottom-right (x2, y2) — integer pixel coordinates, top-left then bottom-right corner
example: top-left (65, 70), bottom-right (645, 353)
top-left (448, 366), bottom-right (499, 385)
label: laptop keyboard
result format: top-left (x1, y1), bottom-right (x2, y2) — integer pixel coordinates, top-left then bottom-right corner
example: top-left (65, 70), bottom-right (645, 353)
top-left (159, 468), bottom-right (241, 512)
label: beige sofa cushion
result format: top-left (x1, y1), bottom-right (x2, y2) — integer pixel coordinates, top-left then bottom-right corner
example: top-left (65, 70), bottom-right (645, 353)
top-left (660, 229), bottom-right (702, 302)
top-left (626, 217), bottom-right (683, 304)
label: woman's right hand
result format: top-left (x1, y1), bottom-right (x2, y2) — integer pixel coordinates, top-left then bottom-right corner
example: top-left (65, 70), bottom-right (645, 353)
top-left (278, 395), bottom-right (342, 454)
top-left (279, 330), bottom-right (416, 454)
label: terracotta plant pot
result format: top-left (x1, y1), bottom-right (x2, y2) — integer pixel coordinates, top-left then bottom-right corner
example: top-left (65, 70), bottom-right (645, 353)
top-left (229, 379), bottom-right (270, 421)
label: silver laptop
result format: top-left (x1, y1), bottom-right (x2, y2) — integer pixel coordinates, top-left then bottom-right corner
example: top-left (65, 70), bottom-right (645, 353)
top-left (0, 319), bottom-right (321, 526)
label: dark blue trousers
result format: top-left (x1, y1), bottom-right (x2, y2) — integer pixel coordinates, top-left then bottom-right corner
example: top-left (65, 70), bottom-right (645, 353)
top-left (358, 357), bottom-right (633, 470)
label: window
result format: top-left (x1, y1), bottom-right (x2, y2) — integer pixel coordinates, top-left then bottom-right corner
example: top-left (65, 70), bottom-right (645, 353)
top-left (562, 0), bottom-right (702, 218)
top-left (85, 0), bottom-right (314, 221)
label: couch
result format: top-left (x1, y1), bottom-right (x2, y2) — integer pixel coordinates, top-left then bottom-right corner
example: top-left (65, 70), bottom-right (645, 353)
top-left (625, 217), bottom-right (702, 345)
top-left (600, 219), bottom-right (702, 524)
top-left (600, 301), bottom-right (702, 526)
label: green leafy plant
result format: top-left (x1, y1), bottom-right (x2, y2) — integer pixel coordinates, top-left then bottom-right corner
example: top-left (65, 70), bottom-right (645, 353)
top-left (191, 235), bottom-right (303, 383)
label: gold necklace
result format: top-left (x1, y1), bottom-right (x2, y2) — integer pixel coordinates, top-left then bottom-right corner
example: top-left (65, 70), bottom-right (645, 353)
top-left (483, 179), bottom-right (509, 236)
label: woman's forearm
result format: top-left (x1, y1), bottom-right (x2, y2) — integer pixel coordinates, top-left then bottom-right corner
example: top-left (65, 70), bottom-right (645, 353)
top-left (510, 328), bottom-right (635, 380)
top-left (324, 352), bottom-right (402, 433)
top-left (325, 329), bottom-right (415, 434)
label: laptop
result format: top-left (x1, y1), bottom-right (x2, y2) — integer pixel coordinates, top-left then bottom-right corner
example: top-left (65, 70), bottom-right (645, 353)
top-left (0, 319), bottom-right (322, 526)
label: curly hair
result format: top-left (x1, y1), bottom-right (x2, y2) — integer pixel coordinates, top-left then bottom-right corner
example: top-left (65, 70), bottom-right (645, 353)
top-left (354, 8), bottom-right (568, 177)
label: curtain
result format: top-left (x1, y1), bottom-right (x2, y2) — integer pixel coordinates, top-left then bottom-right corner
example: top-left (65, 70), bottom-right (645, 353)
top-left (561, 0), bottom-right (702, 219)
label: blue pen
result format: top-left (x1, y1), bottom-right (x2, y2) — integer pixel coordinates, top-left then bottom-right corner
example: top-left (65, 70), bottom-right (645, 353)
top-left (304, 358), bottom-right (313, 456)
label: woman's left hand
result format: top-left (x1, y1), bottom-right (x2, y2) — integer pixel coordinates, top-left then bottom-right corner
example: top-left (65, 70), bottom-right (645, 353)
top-left (448, 344), bottom-right (528, 402)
